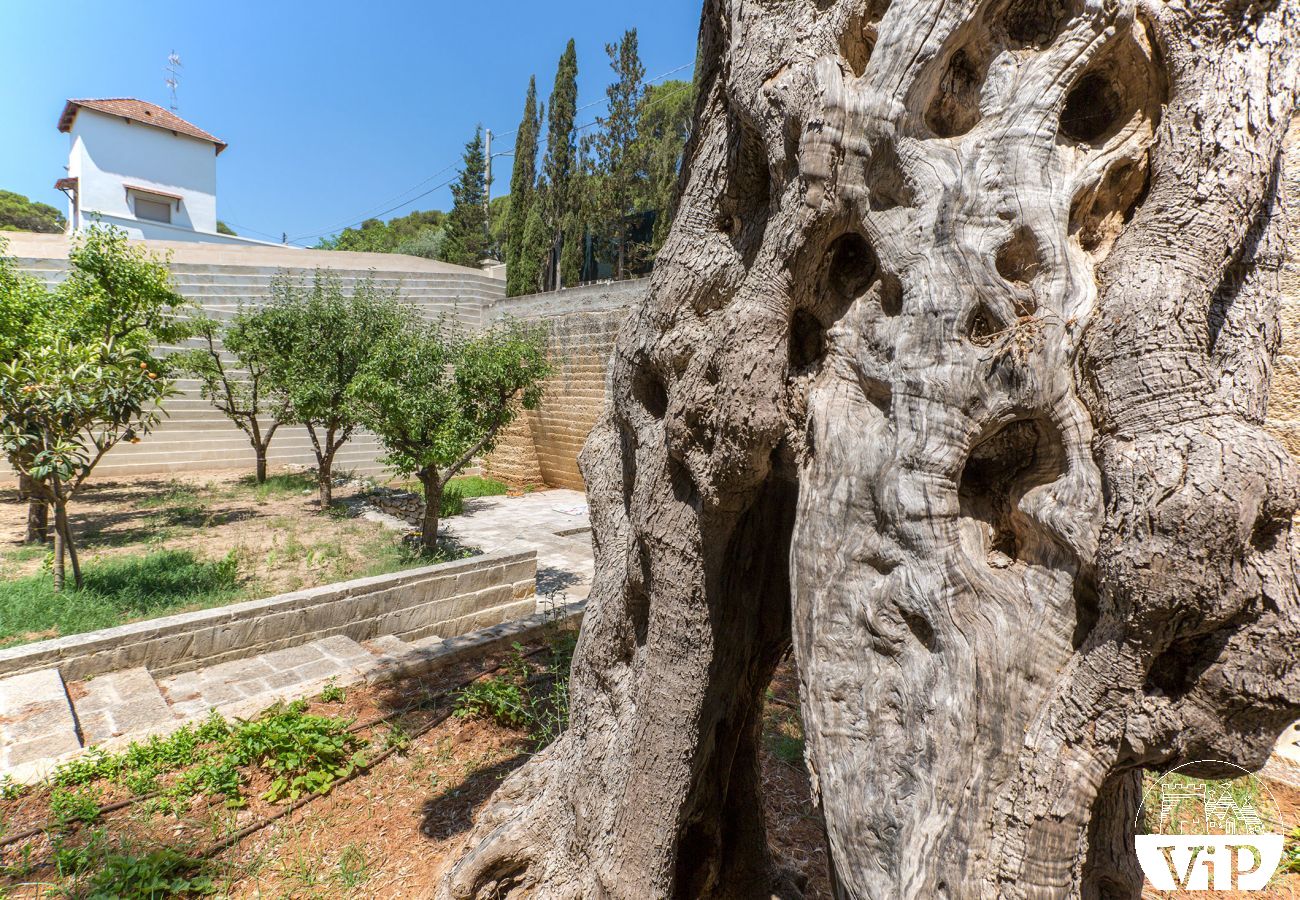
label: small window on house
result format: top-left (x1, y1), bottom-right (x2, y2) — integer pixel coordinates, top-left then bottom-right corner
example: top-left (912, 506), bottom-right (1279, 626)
top-left (134, 197), bottom-right (171, 223)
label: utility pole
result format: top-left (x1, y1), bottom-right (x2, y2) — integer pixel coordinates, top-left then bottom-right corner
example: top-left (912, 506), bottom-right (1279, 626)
top-left (484, 128), bottom-right (493, 215)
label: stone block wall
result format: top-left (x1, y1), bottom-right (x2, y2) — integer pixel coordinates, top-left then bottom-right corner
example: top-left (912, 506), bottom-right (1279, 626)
top-left (483, 280), bottom-right (645, 490)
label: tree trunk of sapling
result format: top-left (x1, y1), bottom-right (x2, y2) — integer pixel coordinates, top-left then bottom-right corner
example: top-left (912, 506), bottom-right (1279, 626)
top-left (318, 454), bottom-right (333, 510)
top-left (51, 503), bottom-right (66, 593)
top-left (19, 475), bottom-right (49, 544)
top-left (419, 472), bottom-right (442, 556)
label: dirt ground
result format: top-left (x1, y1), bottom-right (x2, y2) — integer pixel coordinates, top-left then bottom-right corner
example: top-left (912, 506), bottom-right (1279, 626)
top-left (0, 469), bottom-right (424, 613)
top-left (0, 632), bottom-right (1295, 898)
top-left (0, 641), bottom-right (832, 899)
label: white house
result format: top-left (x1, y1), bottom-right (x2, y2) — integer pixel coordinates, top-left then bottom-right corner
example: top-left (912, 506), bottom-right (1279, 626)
top-left (54, 98), bottom-right (275, 246)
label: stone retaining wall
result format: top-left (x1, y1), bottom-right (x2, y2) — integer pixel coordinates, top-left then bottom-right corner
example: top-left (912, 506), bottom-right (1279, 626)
top-left (0, 549), bottom-right (536, 682)
top-left (368, 488), bottom-right (425, 525)
top-left (483, 280), bottom-right (645, 490)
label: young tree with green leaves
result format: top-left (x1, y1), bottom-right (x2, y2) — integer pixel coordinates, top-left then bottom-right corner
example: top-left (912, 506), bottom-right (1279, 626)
top-left (0, 237), bottom-right (58, 543)
top-left (0, 226), bottom-right (187, 589)
top-left (174, 306), bottom-right (294, 483)
top-left (591, 29), bottom-right (646, 280)
top-left (440, 127), bottom-right (492, 269)
top-left (262, 272), bottom-right (406, 509)
top-left (0, 342), bottom-right (173, 590)
top-left (506, 77), bottom-right (542, 297)
top-left (351, 319), bottom-right (548, 555)
top-left (539, 40), bottom-right (579, 290)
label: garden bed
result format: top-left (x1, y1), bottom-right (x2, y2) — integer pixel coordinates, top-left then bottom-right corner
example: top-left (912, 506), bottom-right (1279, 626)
top-left (0, 621), bottom-right (1295, 898)
top-left (0, 626), bottom-right (834, 898)
top-left (0, 470), bottom-right (507, 650)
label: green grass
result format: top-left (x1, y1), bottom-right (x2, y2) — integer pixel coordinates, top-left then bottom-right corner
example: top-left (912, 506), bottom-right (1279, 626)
top-left (0, 550), bottom-right (243, 647)
top-left (234, 471), bottom-right (319, 503)
top-left (133, 483), bottom-right (202, 510)
top-left (405, 475), bottom-right (510, 518)
top-left (357, 534), bottom-right (476, 579)
top-left (2, 544), bottom-right (49, 563)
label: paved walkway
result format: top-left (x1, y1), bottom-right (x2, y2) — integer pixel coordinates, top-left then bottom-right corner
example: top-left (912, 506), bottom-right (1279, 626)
top-left (362, 488), bottom-right (595, 601)
top-left (0, 491), bottom-right (594, 781)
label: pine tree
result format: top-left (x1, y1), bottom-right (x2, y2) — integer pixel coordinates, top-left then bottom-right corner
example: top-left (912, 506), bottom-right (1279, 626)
top-left (540, 39), bottom-right (579, 289)
top-left (592, 30), bottom-right (646, 280)
top-left (440, 126), bottom-right (491, 269)
top-left (506, 78), bottom-right (541, 297)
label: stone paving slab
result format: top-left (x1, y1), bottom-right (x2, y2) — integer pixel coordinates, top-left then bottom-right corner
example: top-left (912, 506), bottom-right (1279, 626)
top-left (73, 667), bottom-right (175, 745)
top-left (0, 668), bottom-right (82, 769)
top-left (366, 488), bottom-right (597, 601)
top-left (158, 636), bottom-right (376, 719)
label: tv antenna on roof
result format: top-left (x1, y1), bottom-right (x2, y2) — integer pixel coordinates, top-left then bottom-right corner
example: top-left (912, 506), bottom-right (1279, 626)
top-left (165, 51), bottom-right (182, 111)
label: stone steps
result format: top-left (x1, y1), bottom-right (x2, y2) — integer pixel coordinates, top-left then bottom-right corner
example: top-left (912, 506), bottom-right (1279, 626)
top-left (158, 635), bottom-right (378, 720)
top-left (0, 669), bottom-right (83, 770)
top-left (72, 668), bottom-right (175, 745)
top-left (0, 601), bottom-right (585, 783)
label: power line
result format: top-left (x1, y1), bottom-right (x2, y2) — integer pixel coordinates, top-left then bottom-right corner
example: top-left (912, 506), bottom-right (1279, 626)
top-left (218, 220), bottom-right (286, 243)
top-left (287, 160), bottom-right (462, 243)
top-left (289, 60), bottom-right (694, 244)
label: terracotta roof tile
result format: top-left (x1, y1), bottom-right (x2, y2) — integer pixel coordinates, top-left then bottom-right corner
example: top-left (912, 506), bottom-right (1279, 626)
top-left (58, 99), bottom-right (227, 154)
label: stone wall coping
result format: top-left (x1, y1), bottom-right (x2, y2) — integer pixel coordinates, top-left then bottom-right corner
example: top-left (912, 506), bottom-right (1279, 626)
top-left (483, 278), bottom-right (646, 321)
top-left (0, 548), bottom-right (536, 679)
top-left (2, 232), bottom-right (501, 280)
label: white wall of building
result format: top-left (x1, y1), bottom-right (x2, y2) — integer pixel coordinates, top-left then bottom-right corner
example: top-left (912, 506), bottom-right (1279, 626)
top-left (68, 107), bottom-right (219, 235)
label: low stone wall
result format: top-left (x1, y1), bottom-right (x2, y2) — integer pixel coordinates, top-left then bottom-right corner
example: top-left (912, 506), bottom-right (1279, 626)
top-left (0, 549), bottom-right (536, 682)
top-left (368, 487), bottom-right (424, 525)
top-left (484, 280), bottom-right (645, 490)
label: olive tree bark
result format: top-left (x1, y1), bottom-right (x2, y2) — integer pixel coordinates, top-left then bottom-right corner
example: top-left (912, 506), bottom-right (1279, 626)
top-left (440, 0), bottom-right (1300, 897)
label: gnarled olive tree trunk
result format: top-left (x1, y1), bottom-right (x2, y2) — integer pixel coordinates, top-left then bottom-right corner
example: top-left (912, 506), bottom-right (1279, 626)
top-left (440, 0), bottom-right (1300, 897)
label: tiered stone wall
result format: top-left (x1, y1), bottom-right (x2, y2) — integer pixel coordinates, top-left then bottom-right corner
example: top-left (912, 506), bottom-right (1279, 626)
top-left (2, 233), bottom-right (504, 480)
top-left (484, 281), bottom-right (645, 490)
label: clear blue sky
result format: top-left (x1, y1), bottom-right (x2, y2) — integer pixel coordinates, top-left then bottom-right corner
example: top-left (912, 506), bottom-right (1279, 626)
top-left (0, 0), bottom-right (703, 246)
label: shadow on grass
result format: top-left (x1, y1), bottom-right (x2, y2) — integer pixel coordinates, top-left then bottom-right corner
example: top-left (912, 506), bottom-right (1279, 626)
top-left (419, 754), bottom-right (528, 842)
top-left (73, 507), bottom-right (259, 549)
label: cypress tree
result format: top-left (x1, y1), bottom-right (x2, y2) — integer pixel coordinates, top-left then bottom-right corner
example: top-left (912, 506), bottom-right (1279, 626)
top-left (540, 39), bottom-right (579, 289)
top-left (516, 198), bottom-right (548, 296)
top-left (506, 77), bottom-right (541, 297)
top-left (440, 126), bottom-right (492, 269)
top-left (592, 29), bottom-right (645, 280)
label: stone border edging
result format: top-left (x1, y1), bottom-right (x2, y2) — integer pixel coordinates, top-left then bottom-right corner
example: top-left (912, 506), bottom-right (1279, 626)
top-left (6, 600), bottom-right (586, 785)
top-left (0, 550), bottom-right (537, 683)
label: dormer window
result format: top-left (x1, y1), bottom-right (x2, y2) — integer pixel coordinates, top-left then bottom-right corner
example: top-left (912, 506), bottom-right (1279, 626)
top-left (125, 185), bottom-right (181, 225)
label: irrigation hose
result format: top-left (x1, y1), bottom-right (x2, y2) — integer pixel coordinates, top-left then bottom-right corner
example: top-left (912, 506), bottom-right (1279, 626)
top-left (0, 644), bottom-right (553, 853)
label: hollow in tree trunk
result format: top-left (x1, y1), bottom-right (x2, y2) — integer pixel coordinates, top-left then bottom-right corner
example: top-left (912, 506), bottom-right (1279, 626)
top-left (440, 0), bottom-right (1300, 896)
